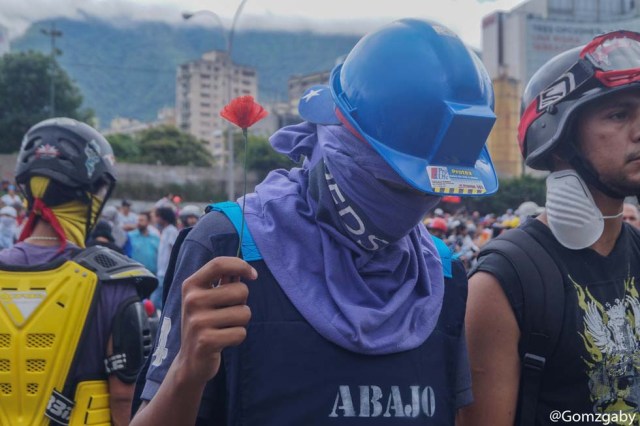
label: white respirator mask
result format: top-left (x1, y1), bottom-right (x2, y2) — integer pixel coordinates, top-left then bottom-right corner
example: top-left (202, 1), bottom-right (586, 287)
top-left (545, 170), bottom-right (622, 250)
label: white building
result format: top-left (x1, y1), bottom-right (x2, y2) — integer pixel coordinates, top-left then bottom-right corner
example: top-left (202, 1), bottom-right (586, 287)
top-left (104, 107), bottom-right (176, 136)
top-left (482, 0), bottom-right (639, 84)
top-left (481, 0), bottom-right (639, 177)
top-left (176, 51), bottom-right (258, 162)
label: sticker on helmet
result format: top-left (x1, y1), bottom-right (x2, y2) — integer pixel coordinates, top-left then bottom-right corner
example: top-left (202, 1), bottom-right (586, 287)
top-left (85, 140), bottom-right (101, 178)
top-left (537, 72), bottom-right (576, 112)
top-left (35, 144), bottom-right (60, 159)
top-left (427, 166), bottom-right (486, 195)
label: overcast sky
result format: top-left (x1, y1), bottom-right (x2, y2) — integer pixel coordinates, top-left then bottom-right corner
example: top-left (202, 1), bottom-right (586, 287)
top-left (0, 0), bottom-right (527, 49)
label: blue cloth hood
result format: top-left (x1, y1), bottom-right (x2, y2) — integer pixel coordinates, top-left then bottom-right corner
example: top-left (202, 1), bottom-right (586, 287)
top-left (239, 121), bottom-right (444, 355)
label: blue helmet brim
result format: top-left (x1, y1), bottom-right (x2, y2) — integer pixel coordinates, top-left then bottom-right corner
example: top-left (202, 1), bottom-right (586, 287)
top-left (298, 85), bottom-right (341, 125)
top-left (329, 64), bottom-right (498, 197)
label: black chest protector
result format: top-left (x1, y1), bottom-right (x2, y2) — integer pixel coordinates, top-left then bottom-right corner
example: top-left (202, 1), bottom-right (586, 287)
top-left (210, 203), bottom-right (469, 425)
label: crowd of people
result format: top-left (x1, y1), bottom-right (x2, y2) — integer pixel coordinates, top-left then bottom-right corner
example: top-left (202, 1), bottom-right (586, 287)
top-left (424, 202), bottom-right (640, 270)
top-left (3, 17), bottom-right (640, 426)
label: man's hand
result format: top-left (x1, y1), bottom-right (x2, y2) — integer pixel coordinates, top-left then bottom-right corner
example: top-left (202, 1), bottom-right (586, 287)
top-left (176, 256), bottom-right (257, 386)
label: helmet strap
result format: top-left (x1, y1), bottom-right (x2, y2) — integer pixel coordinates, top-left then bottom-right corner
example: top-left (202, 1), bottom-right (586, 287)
top-left (560, 143), bottom-right (626, 200)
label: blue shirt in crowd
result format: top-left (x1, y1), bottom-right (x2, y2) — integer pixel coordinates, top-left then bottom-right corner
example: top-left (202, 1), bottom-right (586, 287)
top-left (129, 229), bottom-right (160, 275)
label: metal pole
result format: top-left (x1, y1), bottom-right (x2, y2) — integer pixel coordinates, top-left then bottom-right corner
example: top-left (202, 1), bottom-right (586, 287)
top-left (226, 0), bottom-right (248, 200)
top-left (183, 3), bottom-right (248, 200)
top-left (40, 22), bottom-right (62, 117)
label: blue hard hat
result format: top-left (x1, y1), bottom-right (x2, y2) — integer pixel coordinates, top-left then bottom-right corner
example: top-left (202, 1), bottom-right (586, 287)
top-left (299, 18), bottom-right (498, 196)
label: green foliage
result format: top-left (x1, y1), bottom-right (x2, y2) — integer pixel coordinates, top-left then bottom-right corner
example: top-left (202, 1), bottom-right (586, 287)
top-left (137, 126), bottom-right (213, 166)
top-left (235, 133), bottom-right (296, 181)
top-left (0, 51), bottom-right (93, 153)
top-left (460, 175), bottom-right (547, 215)
top-left (106, 133), bottom-right (139, 160)
top-left (107, 126), bottom-right (213, 166)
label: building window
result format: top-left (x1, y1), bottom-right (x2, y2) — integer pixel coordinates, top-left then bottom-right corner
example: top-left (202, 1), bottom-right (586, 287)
top-left (548, 0), bottom-right (573, 13)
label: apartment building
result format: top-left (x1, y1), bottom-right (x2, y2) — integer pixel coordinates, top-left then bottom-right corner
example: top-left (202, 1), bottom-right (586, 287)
top-left (176, 51), bottom-right (258, 162)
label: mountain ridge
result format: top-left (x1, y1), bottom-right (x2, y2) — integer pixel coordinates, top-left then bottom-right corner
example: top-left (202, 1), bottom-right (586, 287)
top-left (11, 17), bottom-right (361, 127)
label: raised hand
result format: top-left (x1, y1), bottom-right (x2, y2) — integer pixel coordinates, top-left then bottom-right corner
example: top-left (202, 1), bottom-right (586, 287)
top-left (175, 256), bottom-right (257, 385)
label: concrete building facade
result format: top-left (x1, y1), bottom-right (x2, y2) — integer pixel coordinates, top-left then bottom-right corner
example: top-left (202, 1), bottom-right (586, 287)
top-left (481, 0), bottom-right (640, 177)
top-left (176, 51), bottom-right (258, 162)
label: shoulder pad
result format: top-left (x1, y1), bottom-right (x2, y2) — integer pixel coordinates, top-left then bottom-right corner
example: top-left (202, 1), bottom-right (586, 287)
top-left (108, 297), bottom-right (152, 383)
top-left (73, 246), bottom-right (158, 298)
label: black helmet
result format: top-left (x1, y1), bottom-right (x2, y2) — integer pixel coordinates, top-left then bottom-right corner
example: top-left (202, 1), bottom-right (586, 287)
top-left (518, 31), bottom-right (640, 171)
top-left (16, 117), bottom-right (117, 194)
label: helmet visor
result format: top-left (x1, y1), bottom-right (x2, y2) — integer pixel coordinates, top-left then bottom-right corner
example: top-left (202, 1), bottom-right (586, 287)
top-left (583, 31), bottom-right (640, 86)
top-left (519, 30), bottom-right (640, 149)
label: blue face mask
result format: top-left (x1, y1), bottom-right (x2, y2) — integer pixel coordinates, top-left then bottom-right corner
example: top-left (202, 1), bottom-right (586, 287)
top-left (315, 127), bottom-right (440, 251)
top-left (240, 121), bottom-right (445, 355)
top-left (311, 160), bottom-right (439, 251)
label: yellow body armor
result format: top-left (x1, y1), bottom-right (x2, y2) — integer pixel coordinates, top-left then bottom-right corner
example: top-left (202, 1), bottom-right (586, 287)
top-left (0, 247), bottom-right (157, 426)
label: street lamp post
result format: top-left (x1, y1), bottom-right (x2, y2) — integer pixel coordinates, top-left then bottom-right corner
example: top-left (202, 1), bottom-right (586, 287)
top-left (40, 22), bottom-right (63, 118)
top-left (183, 0), bottom-right (248, 200)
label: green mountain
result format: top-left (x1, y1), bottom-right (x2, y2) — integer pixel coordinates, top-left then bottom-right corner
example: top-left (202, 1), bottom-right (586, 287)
top-left (11, 17), bottom-right (360, 127)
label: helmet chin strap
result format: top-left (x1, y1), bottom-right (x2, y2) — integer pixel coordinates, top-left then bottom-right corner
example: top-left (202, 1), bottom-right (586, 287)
top-left (560, 143), bottom-right (627, 200)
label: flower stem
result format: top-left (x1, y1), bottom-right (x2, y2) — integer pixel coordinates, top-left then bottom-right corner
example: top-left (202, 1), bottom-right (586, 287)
top-left (236, 128), bottom-right (249, 258)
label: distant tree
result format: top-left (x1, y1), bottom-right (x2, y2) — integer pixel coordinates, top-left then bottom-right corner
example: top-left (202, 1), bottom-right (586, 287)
top-left (106, 133), bottom-right (140, 162)
top-left (0, 51), bottom-right (93, 153)
top-left (461, 174), bottom-right (546, 215)
top-left (136, 125), bottom-right (213, 167)
top-left (235, 134), bottom-right (296, 181)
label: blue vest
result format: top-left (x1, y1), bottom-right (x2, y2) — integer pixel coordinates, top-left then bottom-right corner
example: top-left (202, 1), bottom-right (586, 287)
top-left (209, 203), bottom-right (467, 425)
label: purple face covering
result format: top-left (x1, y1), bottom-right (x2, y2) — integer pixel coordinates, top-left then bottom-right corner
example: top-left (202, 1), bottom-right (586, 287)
top-left (239, 122), bottom-right (444, 355)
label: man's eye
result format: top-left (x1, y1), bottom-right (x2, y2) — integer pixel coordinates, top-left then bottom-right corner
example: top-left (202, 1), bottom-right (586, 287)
top-left (609, 111), bottom-right (628, 120)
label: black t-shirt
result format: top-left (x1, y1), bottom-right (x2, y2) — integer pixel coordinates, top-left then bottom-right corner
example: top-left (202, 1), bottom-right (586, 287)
top-left (474, 219), bottom-right (640, 425)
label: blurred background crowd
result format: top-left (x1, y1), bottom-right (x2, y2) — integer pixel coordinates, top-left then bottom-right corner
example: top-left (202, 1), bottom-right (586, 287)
top-left (424, 201), bottom-right (640, 270)
top-left (2, 174), bottom-right (639, 304)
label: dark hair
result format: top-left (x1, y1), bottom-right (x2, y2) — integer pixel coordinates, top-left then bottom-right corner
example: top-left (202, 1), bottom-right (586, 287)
top-left (155, 206), bottom-right (176, 226)
top-left (90, 220), bottom-right (115, 242)
top-left (139, 211), bottom-right (151, 222)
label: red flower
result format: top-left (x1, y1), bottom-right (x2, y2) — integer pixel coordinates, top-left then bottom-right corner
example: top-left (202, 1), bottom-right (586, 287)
top-left (220, 95), bottom-right (268, 129)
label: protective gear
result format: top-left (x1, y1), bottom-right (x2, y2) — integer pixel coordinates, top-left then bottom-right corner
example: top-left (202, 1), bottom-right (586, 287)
top-left (0, 245), bottom-right (156, 425)
top-left (516, 201), bottom-right (542, 218)
top-left (179, 204), bottom-right (203, 221)
top-left (519, 30), bottom-right (640, 171)
top-left (0, 255), bottom-right (101, 425)
top-left (545, 170), bottom-right (622, 250)
top-left (108, 297), bottom-right (153, 383)
top-left (428, 217), bottom-right (448, 233)
top-left (299, 19), bottom-right (497, 196)
top-left (16, 118), bottom-right (116, 193)
top-left (15, 118), bottom-right (117, 249)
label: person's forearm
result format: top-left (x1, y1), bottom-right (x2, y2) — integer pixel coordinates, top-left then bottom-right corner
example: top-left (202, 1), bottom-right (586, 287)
top-left (130, 355), bottom-right (207, 426)
top-left (110, 395), bottom-right (132, 426)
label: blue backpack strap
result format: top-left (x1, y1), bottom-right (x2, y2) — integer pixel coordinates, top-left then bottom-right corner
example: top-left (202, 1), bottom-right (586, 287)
top-left (208, 201), bottom-right (262, 262)
top-left (430, 235), bottom-right (452, 279)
